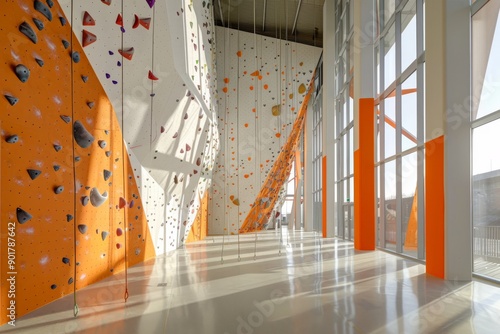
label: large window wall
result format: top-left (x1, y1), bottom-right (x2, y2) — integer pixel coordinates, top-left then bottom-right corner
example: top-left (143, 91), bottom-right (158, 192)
top-left (472, 0), bottom-right (500, 281)
top-left (375, 0), bottom-right (425, 259)
top-left (312, 56), bottom-right (323, 233)
top-left (334, 0), bottom-right (354, 241)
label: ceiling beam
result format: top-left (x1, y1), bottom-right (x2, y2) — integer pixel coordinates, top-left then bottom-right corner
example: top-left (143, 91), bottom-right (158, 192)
top-left (262, 0), bottom-right (268, 32)
top-left (291, 0), bottom-right (303, 35)
top-left (217, 0), bottom-right (225, 27)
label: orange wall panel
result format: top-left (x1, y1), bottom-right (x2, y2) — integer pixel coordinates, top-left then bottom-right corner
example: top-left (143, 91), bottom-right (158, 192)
top-left (186, 193), bottom-right (209, 243)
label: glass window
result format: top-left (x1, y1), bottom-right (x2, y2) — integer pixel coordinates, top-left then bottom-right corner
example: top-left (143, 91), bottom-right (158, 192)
top-left (385, 160), bottom-right (397, 252)
top-left (402, 71), bottom-right (418, 151)
top-left (401, 152), bottom-right (418, 257)
top-left (401, 0), bottom-right (417, 71)
top-left (384, 24), bottom-right (396, 90)
top-left (384, 0), bottom-right (396, 26)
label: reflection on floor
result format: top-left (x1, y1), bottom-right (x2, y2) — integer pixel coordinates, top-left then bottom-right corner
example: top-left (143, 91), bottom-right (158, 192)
top-left (2, 229), bottom-right (500, 334)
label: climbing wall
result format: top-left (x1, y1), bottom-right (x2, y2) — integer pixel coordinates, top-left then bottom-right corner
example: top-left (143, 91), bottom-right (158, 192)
top-left (58, 0), bottom-right (219, 251)
top-left (209, 27), bottom-right (321, 235)
top-left (0, 0), bottom-right (156, 326)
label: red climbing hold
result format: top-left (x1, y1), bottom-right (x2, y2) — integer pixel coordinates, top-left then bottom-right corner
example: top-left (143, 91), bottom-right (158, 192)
top-left (82, 30), bottom-right (97, 47)
top-left (116, 13), bottom-right (123, 26)
top-left (83, 11), bottom-right (95, 26)
top-left (132, 14), bottom-right (140, 29)
top-left (148, 70), bottom-right (158, 80)
top-left (119, 197), bottom-right (127, 209)
top-left (101, 0), bottom-right (111, 5)
top-left (118, 47), bottom-right (134, 60)
top-left (139, 18), bottom-right (151, 30)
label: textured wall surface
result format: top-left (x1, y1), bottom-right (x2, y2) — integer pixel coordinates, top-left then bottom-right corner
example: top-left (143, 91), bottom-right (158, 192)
top-left (209, 27), bottom-right (321, 235)
top-left (0, 0), bottom-right (155, 325)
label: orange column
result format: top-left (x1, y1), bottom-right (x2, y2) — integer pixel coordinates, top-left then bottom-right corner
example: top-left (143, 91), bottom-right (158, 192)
top-left (425, 136), bottom-right (445, 278)
top-left (322, 156), bottom-right (327, 238)
top-left (354, 98), bottom-right (375, 250)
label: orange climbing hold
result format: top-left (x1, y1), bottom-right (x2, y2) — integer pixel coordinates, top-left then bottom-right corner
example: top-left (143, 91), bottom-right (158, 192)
top-left (250, 70), bottom-right (260, 77)
top-left (224, 77), bottom-right (229, 83)
top-left (139, 17), bottom-right (151, 30)
top-left (118, 47), bottom-right (134, 60)
top-left (275, 133), bottom-right (281, 138)
top-left (263, 84), bottom-right (269, 90)
top-left (222, 87), bottom-right (228, 93)
top-left (249, 86), bottom-right (254, 91)
top-left (237, 50), bottom-right (242, 57)
top-left (148, 70), bottom-right (158, 80)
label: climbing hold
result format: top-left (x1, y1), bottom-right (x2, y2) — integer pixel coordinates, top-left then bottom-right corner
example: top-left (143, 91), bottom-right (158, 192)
top-left (160, 126), bottom-right (165, 133)
top-left (71, 51), bottom-right (80, 63)
top-left (135, 248), bottom-right (141, 255)
top-left (60, 115), bottom-right (71, 123)
top-left (54, 186), bottom-right (64, 194)
top-left (16, 208), bottom-right (32, 224)
top-left (87, 101), bottom-right (94, 109)
top-left (66, 214), bottom-right (73, 222)
top-left (35, 58), bottom-right (44, 67)
top-left (90, 188), bottom-right (108, 207)
top-left (173, 132), bottom-right (178, 138)
top-left (174, 175), bottom-right (178, 184)
top-left (62, 257), bottom-right (70, 264)
top-left (272, 105), bottom-right (281, 116)
top-left (186, 144), bottom-right (191, 151)
top-left (132, 14), bottom-right (140, 29)
top-left (232, 198), bottom-right (240, 206)
top-left (73, 121), bottom-right (94, 148)
top-left (116, 13), bottom-right (123, 26)
top-left (101, 231), bottom-right (109, 241)
top-left (193, 169), bottom-right (198, 174)
top-left (119, 197), bottom-right (127, 209)
top-left (81, 196), bottom-right (89, 206)
top-left (81, 75), bottom-right (88, 83)
top-left (15, 64), bottom-right (30, 83)
top-left (59, 16), bottom-right (66, 26)
top-left (183, 113), bottom-right (188, 120)
top-left (112, 80), bottom-right (118, 84)
top-left (148, 70), bottom-right (158, 80)
top-left (6, 135), bottom-right (19, 143)
top-left (19, 21), bottom-right (37, 44)
top-left (116, 243), bottom-right (122, 249)
top-left (105, 151), bottom-right (111, 157)
top-left (101, 0), bottom-right (111, 5)
top-left (32, 18), bottom-right (44, 31)
top-left (34, 0), bottom-right (53, 21)
top-left (82, 30), bottom-right (97, 47)
top-left (27, 169), bottom-right (41, 180)
top-left (46, 0), bottom-right (54, 8)
top-left (98, 140), bottom-right (107, 148)
top-left (196, 157), bottom-right (201, 166)
top-left (75, 156), bottom-right (80, 162)
top-left (298, 83), bottom-right (306, 94)
top-left (83, 11), bottom-right (95, 26)
top-left (116, 228), bottom-right (123, 236)
top-left (51, 284), bottom-right (57, 290)
top-left (62, 39), bottom-right (69, 49)
top-left (77, 224), bottom-right (87, 234)
top-left (145, 0), bottom-right (155, 8)
top-left (139, 17), bottom-right (151, 30)
top-left (68, 277), bottom-right (74, 285)
top-left (5, 95), bottom-right (19, 106)
top-left (103, 169), bottom-right (112, 181)
top-left (53, 165), bottom-right (60, 171)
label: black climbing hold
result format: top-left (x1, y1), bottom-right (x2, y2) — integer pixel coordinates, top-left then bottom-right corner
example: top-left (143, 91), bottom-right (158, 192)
top-left (103, 169), bottom-right (112, 181)
top-left (98, 140), bottom-right (107, 148)
top-left (54, 186), bottom-right (64, 194)
top-left (6, 135), bottom-right (19, 143)
top-left (81, 75), bottom-right (88, 83)
top-left (16, 208), bottom-right (32, 224)
top-left (53, 165), bottom-right (60, 171)
top-left (46, 0), bottom-right (54, 8)
top-left (35, 58), bottom-right (44, 67)
top-left (50, 284), bottom-right (57, 290)
top-left (101, 231), bottom-right (109, 241)
top-left (66, 214), bottom-right (73, 222)
top-left (33, 18), bottom-right (44, 31)
top-left (60, 115), bottom-right (71, 123)
top-left (34, 0), bottom-right (53, 21)
top-left (53, 144), bottom-right (62, 152)
top-left (105, 151), bottom-right (111, 157)
top-left (19, 22), bottom-right (37, 43)
top-left (104, 130), bottom-right (109, 135)
top-left (62, 39), bottom-right (69, 49)
top-left (5, 95), bottom-right (19, 106)
top-left (87, 101), bottom-right (94, 109)
top-left (62, 257), bottom-right (70, 264)
top-left (27, 169), bottom-right (41, 180)
top-left (72, 51), bottom-right (80, 63)
top-left (73, 120), bottom-right (94, 148)
top-left (78, 224), bottom-right (87, 234)
top-left (68, 277), bottom-right (74, 285)
top-left (81, 196), bottom-right (89, 206)
top-left (74, 156), bottom-right (80, 162)
top-left (59, 16), bottom-right (66, 26)
top-left (15, 64), bottom-right (30, 83)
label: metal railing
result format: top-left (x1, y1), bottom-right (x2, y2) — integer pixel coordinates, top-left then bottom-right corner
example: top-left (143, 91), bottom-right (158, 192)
top-left (474, 226), bottom-right (500, 261)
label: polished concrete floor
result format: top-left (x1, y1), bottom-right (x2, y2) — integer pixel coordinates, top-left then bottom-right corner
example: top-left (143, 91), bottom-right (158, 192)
top-left (2, 229), bottom-right (500, 334)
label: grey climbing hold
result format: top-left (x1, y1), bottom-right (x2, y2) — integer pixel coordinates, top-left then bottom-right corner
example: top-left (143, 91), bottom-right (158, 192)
top-left (81, 196), bottom-right (89, 206)
top-left (60, 115), bottom-right (71, 123)
top-left (16, 208), bottom-right (32, 224)
top-left (104, 130), bottom-right (109, 135)
top-left (33, 18), bottom-right (44, 31)
top-left (75, 156), bottom-right (80, 162)
top-left (103, 170), bottom-right (112, 181)
top-left (73, 120), bottom-right (94, 148)
top-left (81, 75), bottom-right (88, 83)
top-left (62, 39), bottom-right (69, 49)
top-left (101, 231), bottom-right (109, 241)
top-left (98, 140), bottom-right (107, 148)
top-left (105, 151), bottom-right (111, 157)
top-left (50, 284), bottom-right (57, 290)
top-left (66, 214), bottom-right (73, 222)
top-left (27, 169), bottom-right (41, 180)
top-left (135, 248), bottom-right (141, 255)
top-left (53, 144), bottom-right (62, 152)
top-left (6, 135), bottom-right (19, 143)
top-left (46, 0), bottom-right (54, 8)
top-left (35, 58), bottom-right (44, 67)
top-left (19, 22), bottom-right (37, 43)
top-left (90, 187), bottom-right (108, 207)
top-left (68, 277), bottom-right (74, 285)
top-left (5, 95), bottom-right (19, 106)
top-left (34, 0), bottom-right (53, 21)
top-left (54, 186), bottom-right (64, 194)
top-left (59, 16), bottom-right (66, 26)
top-left (62, 257), bottom-right (70, 264)
top-left (53, 165), bottom-right (60, 171)
top-left (87, 101), bottom-right (94, 109)
top-left (72, 52), bottom-right (80, 63)
top-left (77, 224), bottom-right (87, 234)
top-left (15, 64), bottom-right (30, 83)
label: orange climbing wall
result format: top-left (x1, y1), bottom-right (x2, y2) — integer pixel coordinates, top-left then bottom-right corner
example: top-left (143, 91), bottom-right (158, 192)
top-left (0, 0), bottom-right (155, 325)
top-left (186, 193), bottom-right (208, 243)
